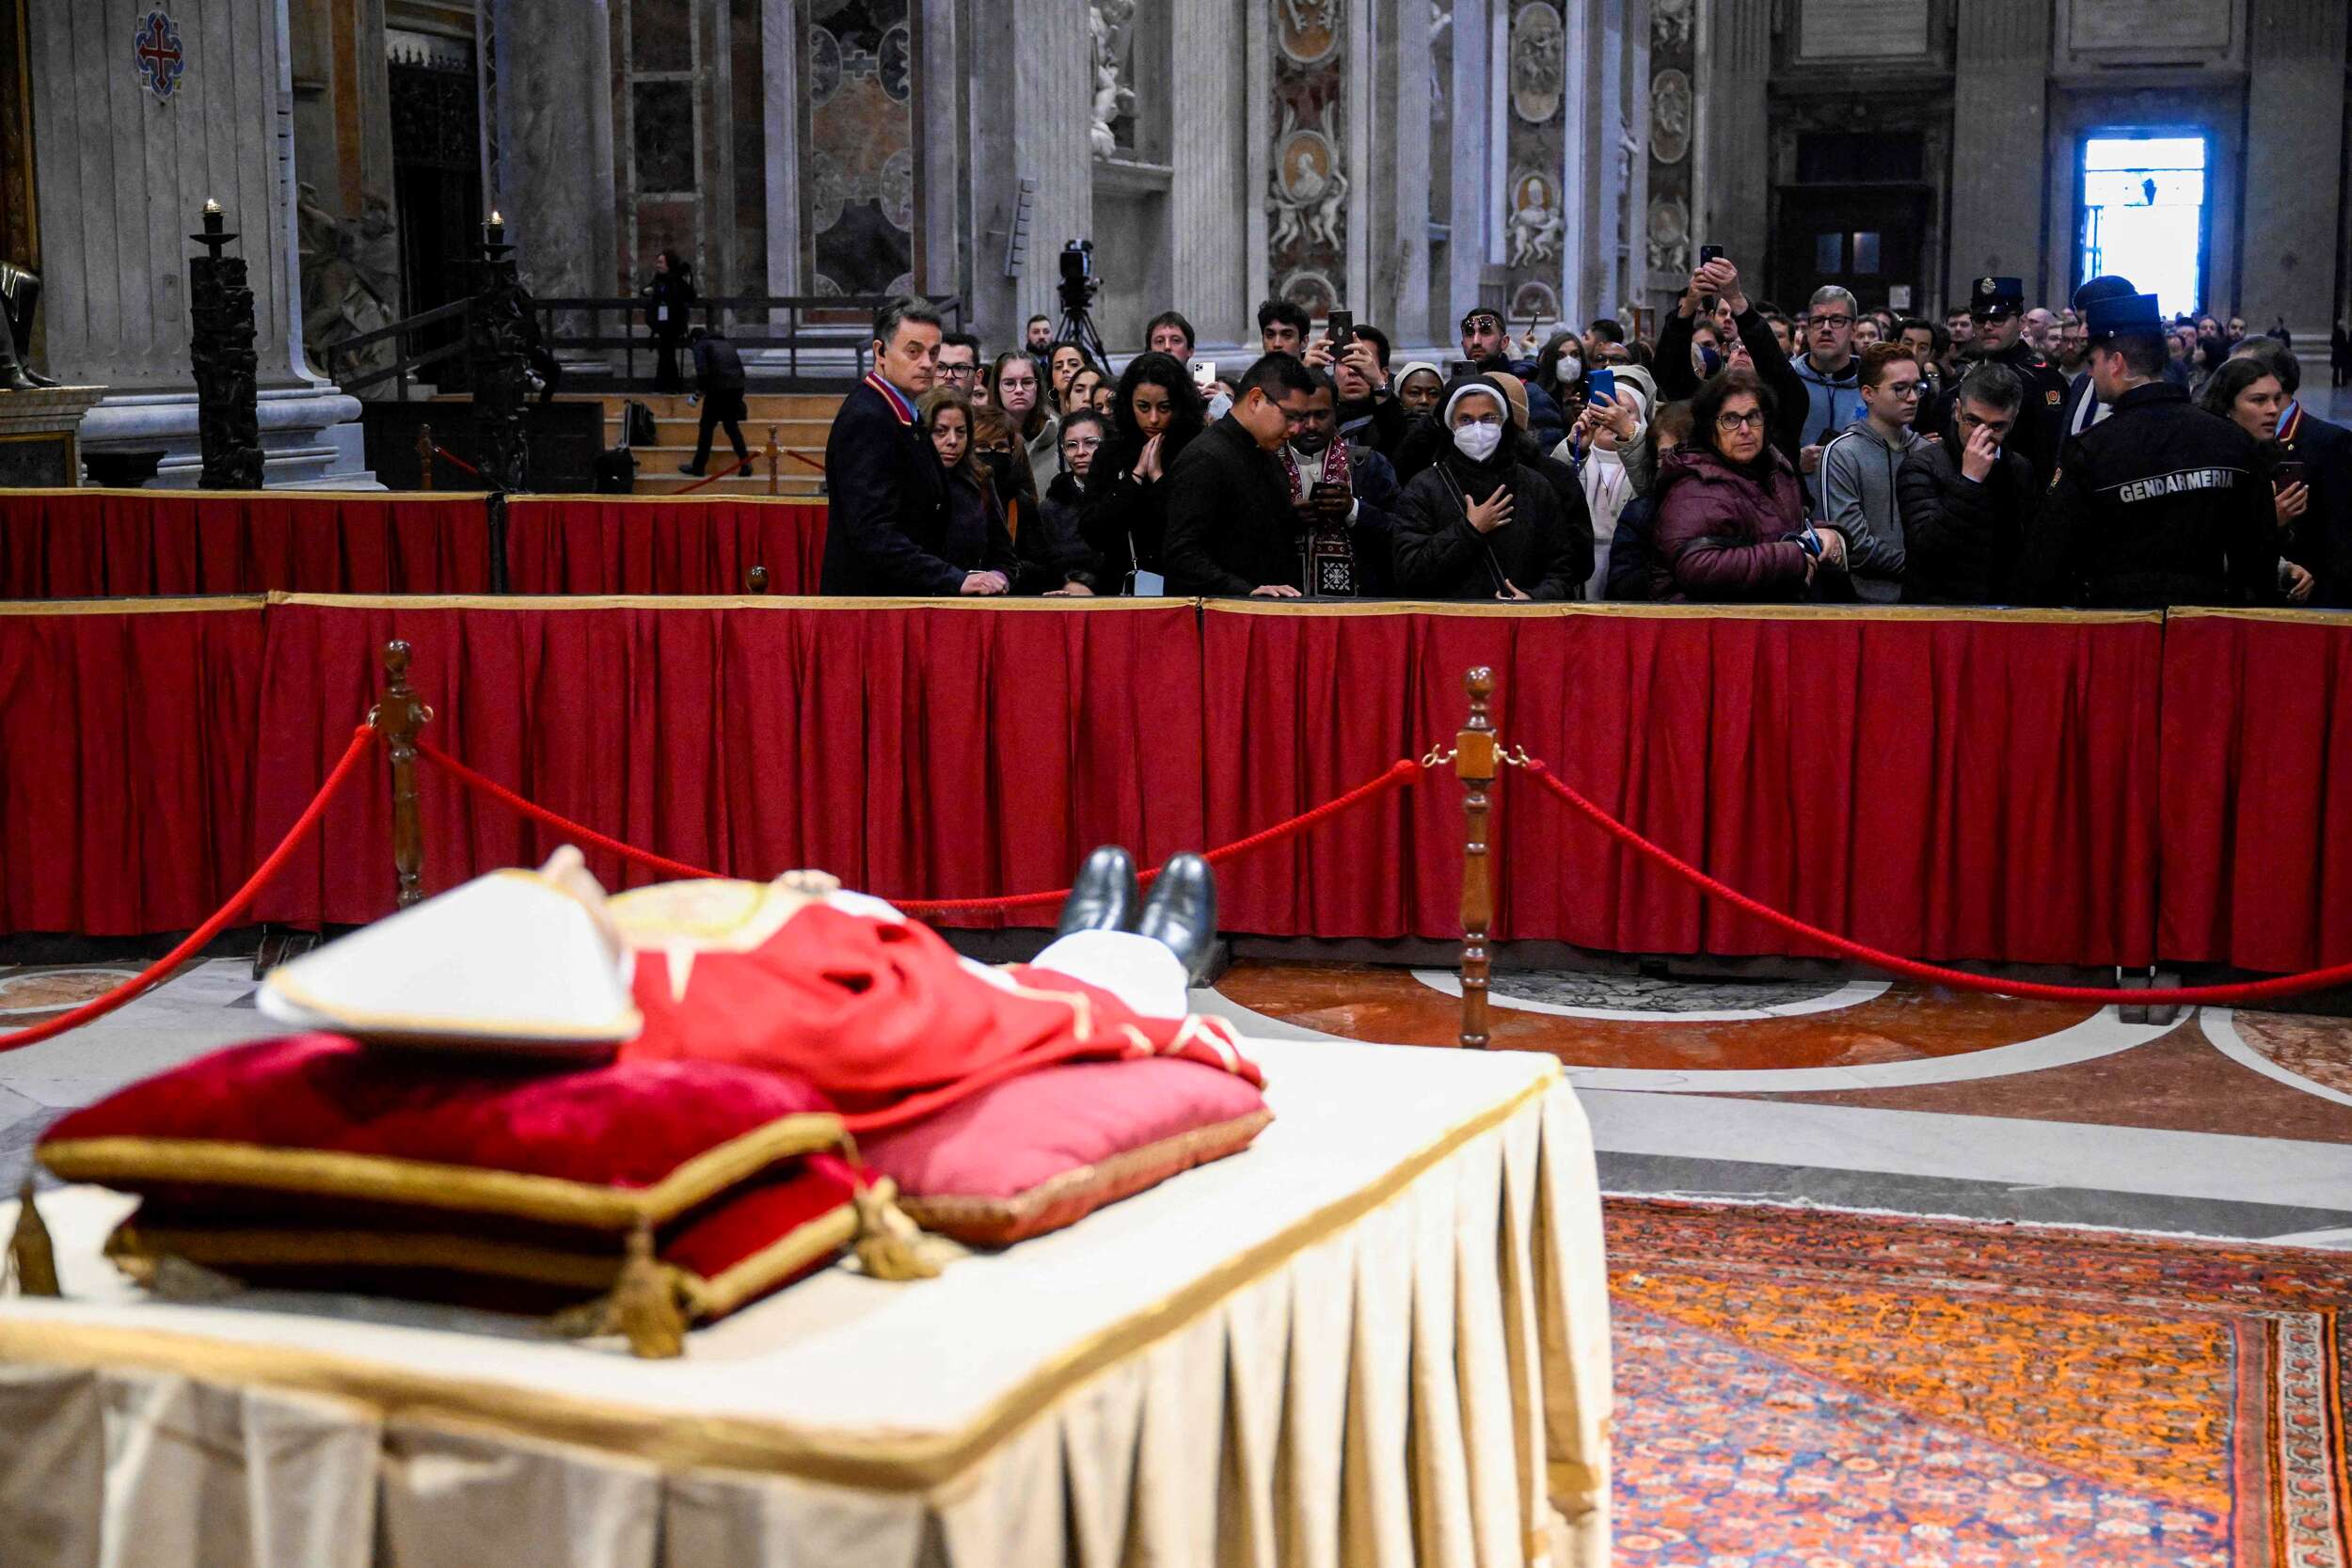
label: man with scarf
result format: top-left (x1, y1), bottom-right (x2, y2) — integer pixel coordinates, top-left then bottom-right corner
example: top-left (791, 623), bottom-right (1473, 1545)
top-left (1281, 369), bottom-right (1405, 595)
top-left (1391, 377), bottom-right (1581, 601)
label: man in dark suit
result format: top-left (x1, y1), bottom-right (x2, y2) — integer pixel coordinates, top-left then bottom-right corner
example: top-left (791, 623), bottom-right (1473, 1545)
top-left (1161, 354), bottom-right (1320, 597)
top-left (2233, 335), bottom-right (2352, 606)
top-left (820, 297), bottom-right (1009, 596)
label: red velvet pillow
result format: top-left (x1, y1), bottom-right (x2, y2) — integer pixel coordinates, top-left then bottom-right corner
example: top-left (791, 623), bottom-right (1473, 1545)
top-left (40, 1033), bottom-right (844, 1230)
top-left (856, 1057), bottom-right (1273, 1245)
top-left (38, 1034), bottom-right (899, 1350)
top-left (104, 1156), bottom-right (864, 1328)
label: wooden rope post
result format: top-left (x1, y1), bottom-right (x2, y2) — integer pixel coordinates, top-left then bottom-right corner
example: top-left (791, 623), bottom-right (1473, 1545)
top-left (416, 422), bottom-right (435, 491)
top-left (1456, 667), bottom-right (1498, 1049)
top-left (766, 425), bottom-right (780, 496)
top-left (374, 641), bottom-right (432, 909)
top-left (745, 564), bottom-right (769, 594)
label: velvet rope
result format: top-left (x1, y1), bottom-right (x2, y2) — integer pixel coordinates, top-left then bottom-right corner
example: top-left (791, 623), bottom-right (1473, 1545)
top-left (417, 736), bottom-right (1422, 914)
top-left (429, 445), bottom-right (484, 480)
top-left (674, 447), bottom-right (768, 496)
top-left (0, 724), bottom-right (381, 1054)
top-left (1520, 756), bottom-right (2352, 1007)
top-left (416, 736), bottom-right (722, 882)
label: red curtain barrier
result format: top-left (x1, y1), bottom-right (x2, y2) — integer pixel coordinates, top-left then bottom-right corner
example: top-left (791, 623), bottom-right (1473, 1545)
top-left (2157, 609), bottom-right (2352, 973)
top-left (1200, 603), bottom-right (2164, 965)
top-left (0, 488), bottom-right (495, 597)
top-left (503, 497), bottom-right (828, 596)
top-left (248, 595), bottom-right (1203, 928)
top-left (0, 599), bottom-right (266, 935)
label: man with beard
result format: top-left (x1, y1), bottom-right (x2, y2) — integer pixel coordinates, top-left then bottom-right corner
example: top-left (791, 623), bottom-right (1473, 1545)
top-left (1457, 307), bottom-right (1565, 445)
top-left (1280, 368), bottom-right (1406, 595)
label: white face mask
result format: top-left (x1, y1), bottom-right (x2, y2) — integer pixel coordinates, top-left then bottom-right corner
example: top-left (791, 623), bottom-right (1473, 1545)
top-left (1558, 356), bottom-right (1583, 385)
top-left (1453, 421), bottom-right (1504, 462)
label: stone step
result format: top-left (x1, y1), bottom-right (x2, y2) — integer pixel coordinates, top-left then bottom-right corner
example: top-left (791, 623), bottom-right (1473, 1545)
top-left (597, 392), bottom-right (844, 421)
top-left (606, 415), bottom-right (835, 445)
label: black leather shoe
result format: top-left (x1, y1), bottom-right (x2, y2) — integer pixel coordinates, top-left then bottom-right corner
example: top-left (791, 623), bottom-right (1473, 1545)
top-left (1135, 852), bottom-right (1217, 983)
top-left (1055, 845), bottom-right (1137, 938)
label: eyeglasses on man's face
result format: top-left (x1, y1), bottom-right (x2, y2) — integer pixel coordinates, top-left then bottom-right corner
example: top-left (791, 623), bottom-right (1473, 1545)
top-left (1811, 314), bottom-right (1853, 330)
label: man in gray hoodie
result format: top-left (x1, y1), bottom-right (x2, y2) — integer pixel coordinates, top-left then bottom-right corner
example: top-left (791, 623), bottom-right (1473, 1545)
top-left (1819, 341), bottom-right (1929, 603)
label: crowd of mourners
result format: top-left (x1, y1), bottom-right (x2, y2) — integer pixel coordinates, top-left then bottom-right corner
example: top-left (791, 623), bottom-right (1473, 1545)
top-left (820, 256), bottom-right (2349, 611)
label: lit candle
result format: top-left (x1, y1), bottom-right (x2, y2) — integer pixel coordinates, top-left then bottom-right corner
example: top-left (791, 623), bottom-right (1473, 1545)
top-left (488, 210), bottom-right (504, 229)
top-left (203, 198), bottom-right (221, 214)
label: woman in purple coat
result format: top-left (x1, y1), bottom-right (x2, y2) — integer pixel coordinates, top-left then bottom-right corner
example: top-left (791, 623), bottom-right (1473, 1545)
top-left (1649, 368), bottom-right (1846, 601)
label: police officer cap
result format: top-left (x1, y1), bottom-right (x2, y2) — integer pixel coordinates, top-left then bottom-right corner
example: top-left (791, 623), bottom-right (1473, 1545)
top-left (2082, 292), bottom-right (2163, 341)
top-left (2072, 274), bottom-right (2137, 313)
top-left (1969, 276), bottom-right (2025, 316)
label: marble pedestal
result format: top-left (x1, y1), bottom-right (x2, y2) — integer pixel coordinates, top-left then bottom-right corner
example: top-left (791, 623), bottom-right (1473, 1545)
top-left (0, 387), bottom-right (105, 487)
top-left (76, 387), bottom-right (376, 490)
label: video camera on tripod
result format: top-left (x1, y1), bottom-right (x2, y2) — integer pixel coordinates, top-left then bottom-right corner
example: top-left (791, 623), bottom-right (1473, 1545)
top-left (1057, 240), bottom-right (1098, 311)
top-left (1054, 240), bottom-right (1108, 366)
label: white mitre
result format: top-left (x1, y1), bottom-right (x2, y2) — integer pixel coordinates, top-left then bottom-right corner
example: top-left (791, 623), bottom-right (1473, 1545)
top-left (258, 852), bottom-right (641, 1053)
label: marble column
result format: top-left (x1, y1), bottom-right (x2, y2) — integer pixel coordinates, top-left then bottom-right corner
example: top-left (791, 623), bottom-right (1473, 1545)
top-left (1369, 0), bottom-right (1434, 345)
top-left (1447, 0), bottom-right (1495, 322)
top-left (1944, 0), bottom-right (2049, 299)
top-left (1018, 0), bottom-right (1092, 308)
top-left (761, 0), bottom-right (801, 294)
top-left (1171, 0), bottom-right (1252, 349)
top-left (2241, 0), bottom-right (2347, 346)
top-left (1694, 0), bottom-right (1767, 283)
top-left (485, 0), bottom-right (616, 300)
top-left (28, 0), bottom-right (369, 484)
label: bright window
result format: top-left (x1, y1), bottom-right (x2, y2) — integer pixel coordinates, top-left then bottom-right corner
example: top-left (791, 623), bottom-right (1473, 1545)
top-left (2079, 135), bottom-right (2206, 320)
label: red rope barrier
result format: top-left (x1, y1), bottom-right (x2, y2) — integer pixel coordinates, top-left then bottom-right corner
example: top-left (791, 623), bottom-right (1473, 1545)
top-left (674, 448), bottom-right (765, 496)
top-left (0, 725), bottom-right (380, 1054)
top-left (429, 444), bottom-right (484, 480)
top-left (1520, 757), bottom-right (2352, 1007)
top-left (417, 737), bottom-right (721, 882)
top-left (895, 758), bottom-right (1423, 913)
top-left (418, 737), bottom-right (1421, 914)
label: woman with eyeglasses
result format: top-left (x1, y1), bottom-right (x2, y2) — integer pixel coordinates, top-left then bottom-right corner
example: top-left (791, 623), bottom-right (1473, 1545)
top-left (1392, 377), bottom-right (1580, 600)
top-left (1649, 367), bottom-right (1840, 601)
top-left (992, 351), bottom-right (1059, 501)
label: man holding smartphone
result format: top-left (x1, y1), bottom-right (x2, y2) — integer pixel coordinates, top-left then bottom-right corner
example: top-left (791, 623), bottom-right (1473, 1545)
top-left (1656, 251), bottom-right (1807, 467)
top-left (2231, 334), bottom-right (2352, 607)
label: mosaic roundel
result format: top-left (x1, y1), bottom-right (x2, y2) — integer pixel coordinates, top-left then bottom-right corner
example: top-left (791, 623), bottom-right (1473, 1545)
top-left (880, 148), bottom-right (915, 231)
top-left (807, 26), bottom-right (842, 107)
top-left (879, 24), bottom-right (913, 101)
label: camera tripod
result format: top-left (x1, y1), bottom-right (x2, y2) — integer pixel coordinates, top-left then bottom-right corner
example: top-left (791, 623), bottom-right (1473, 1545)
top-left (1055, 293), bottom-right (1112, 369)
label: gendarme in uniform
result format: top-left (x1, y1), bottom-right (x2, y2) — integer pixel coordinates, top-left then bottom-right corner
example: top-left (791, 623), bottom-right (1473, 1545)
top-left (2021, 292), bottom-right (2276, 609)
top-left (1940, 275), bottom-right (2071, 487)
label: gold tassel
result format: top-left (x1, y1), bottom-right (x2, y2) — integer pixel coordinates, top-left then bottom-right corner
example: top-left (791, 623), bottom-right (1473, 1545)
top-left (550, 1221), bottom-right (688, 1358)
top-left (8, 1178), bottom-right (60, 1297)
top-left (852, 1180), bottom-right (942, 1282)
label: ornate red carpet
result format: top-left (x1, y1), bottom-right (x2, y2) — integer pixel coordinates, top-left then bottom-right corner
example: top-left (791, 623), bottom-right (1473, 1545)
top-left (1607, 1201), bottom-right (2352, 1566)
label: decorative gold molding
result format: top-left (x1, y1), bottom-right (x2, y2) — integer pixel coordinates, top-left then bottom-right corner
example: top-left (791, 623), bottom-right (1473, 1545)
top-left (0, 596), bottom-right (267, 616)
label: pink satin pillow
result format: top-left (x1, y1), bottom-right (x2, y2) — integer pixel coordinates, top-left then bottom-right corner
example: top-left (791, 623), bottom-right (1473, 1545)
top-left (857, 1056), bottom-right (1272, 1245)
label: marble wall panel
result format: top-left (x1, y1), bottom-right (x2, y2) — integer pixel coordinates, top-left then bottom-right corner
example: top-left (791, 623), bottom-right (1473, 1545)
top-left (804, 0), bottom-right (914, 294)
top-left (1268, 0), bottom-right (1347, 313)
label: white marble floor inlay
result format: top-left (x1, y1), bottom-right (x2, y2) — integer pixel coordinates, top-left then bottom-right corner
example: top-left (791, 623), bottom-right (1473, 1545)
top-left (1580, 1089), bottom-right (2352, 1214)
top-left (1411, 967), bottom-right (1890, 1022)
top-left (2202, 1007), bottom-right (2352, 1111)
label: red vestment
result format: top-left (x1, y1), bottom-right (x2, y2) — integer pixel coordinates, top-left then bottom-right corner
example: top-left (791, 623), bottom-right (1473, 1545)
top-left (619, 902), bottom-right (1259, 1132)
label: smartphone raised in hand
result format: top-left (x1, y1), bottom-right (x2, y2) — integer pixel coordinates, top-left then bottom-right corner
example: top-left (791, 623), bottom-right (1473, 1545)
top-left (1585, 367), bottom-right (1618, 406)
top-left (2276, 460), bottom-right (2309, 488)
top-left (1327, 309), bottom-right (1354, 342)
top-left (1699, 245), bottom-right (1725, 266)
top-left (1188, 356), bottom-right (1217, 392)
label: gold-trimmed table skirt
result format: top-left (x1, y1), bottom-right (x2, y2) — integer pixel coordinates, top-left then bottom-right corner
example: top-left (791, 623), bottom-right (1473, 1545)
top-left (0, 1037), bottom-right (1611, 1568)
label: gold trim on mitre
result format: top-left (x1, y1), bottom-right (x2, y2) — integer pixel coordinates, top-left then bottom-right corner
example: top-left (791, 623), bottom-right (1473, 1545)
top-left (605, 872), bottom-right (835, 953)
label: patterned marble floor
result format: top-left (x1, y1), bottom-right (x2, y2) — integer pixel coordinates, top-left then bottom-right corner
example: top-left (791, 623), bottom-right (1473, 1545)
top-left (1205, 959), bottom-right (2352, 1246)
